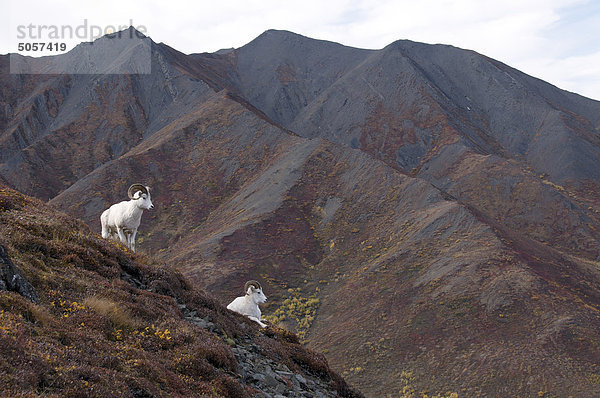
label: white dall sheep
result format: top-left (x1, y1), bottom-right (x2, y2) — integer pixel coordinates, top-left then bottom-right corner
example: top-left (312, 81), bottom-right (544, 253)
top-left (227, 280), bottom-right (268, 328)
top-left (100, 184), bottom-right (153, 252)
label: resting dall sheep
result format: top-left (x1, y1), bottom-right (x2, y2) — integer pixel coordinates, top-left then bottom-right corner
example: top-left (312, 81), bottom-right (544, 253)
top-left (100, 184), bottom-right (153, 252)
top-left (227, 280), bottom-right (268, 328)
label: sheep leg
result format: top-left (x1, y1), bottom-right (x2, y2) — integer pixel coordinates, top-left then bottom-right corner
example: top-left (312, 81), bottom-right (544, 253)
top-left (248, 316), bottom-right (267, 328)
top-left (117, 227), bottom-right (128, 246)
top-left (129, 229), bottom-right (137, 252)
top-left (108, 227), bottom-right (119, 241)
top-left (101, 223), bottom-right (109, 239)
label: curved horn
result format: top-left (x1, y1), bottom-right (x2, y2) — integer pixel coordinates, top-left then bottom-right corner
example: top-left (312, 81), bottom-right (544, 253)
top-left (244, 280), bottom-right (261, 294)
top-left (128, 184), bottom-right (148, 199)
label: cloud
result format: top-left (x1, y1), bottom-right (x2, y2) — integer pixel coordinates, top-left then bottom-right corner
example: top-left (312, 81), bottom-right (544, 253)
top-left (518, 50), bottom-right (600, 100)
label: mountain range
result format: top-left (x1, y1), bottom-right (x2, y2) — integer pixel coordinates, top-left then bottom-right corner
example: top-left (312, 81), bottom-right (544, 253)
top-left (1, 27), bottom-right (600, 396)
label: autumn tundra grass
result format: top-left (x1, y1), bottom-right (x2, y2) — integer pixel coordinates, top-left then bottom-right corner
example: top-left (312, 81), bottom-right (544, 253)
top-left (0, 185), bottom-right (361, 397)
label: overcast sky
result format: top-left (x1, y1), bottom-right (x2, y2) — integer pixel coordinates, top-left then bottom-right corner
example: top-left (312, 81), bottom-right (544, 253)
top-left (3, 0), bottom-right (599, 100)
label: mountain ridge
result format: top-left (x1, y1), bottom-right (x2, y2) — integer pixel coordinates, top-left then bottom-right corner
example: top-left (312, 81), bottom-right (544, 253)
top-left (1, 28), bottom-right (600, 396)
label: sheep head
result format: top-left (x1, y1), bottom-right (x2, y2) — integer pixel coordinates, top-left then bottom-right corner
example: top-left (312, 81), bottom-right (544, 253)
top-left (127, 184), bottom-right (154, 210)
top-left (128, 184), bottom-right (148, 199)
top-left (245, 280), bottom-right (267, 304)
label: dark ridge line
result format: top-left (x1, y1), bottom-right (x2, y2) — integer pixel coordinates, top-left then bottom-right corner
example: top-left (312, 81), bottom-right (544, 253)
top-left (224, 90), bottom-right (300, 138)
top-left (156, 42), bottom-right (300, 139)
top-left (433, 181), bottom-right (600, 308)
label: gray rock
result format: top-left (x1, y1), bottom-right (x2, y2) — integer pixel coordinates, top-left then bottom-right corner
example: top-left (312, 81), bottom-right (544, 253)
top-left (264, 373), bottom-right (279, 388)
top-left (0, 245), bottom-right (38, 303)
top-left (274, 383), bottom-right (287, 394)
top-left (275, 370), bottom-right (294, 377)
top-left (295, 374), bottom-right (307, 386)
top-left (278, 364), bottom-right (291, 373)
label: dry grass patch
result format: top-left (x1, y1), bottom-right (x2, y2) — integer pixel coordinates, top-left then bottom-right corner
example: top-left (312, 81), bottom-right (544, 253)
top-left (84, 296), bottom-right (140, 330)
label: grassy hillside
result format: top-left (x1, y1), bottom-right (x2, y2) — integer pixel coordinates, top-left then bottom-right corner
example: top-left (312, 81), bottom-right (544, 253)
top-left (0, 185), bottom-right (361, 397)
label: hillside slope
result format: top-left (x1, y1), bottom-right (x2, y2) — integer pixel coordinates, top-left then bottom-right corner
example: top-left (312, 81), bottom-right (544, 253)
top-left (0, 185), bottom-right (362, 397)
top-left (209, 30), bottom-right (600, 262)
top-left (1, 29), bottom-right (600, 396)
top-left (49, 83), bottom-right (600, 396)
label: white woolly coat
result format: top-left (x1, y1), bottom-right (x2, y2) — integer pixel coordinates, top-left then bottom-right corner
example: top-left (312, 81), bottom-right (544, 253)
top-left (227, 289), bottom-right (267, 327)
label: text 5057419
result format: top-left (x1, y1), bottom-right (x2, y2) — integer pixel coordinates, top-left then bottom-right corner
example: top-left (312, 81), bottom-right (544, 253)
top-left (17, 43), bottom-right (67, 52)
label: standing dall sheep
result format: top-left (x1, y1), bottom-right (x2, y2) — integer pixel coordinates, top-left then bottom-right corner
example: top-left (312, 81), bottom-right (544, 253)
top-left (100, 184), bottom-right (153, 252)
top-left (227, 281), bottom-right (268, 328)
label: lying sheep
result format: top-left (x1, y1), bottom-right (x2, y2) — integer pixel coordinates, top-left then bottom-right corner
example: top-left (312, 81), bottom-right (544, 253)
top-left (227, 280), bottom-right (268, 328)
top-left (100, 184), bottom-right (153, 252)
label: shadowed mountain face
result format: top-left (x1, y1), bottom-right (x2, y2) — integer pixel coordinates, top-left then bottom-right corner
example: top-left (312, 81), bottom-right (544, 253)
top-left (2, 29), bottom-right (600, 396)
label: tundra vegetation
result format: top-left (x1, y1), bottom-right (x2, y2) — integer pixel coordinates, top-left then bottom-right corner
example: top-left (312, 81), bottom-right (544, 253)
top-left (0, 185), bottom-right (361, 397)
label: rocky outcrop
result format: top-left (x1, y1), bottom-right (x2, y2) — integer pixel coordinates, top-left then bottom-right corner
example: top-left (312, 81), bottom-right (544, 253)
top-left (0, 244), bottom-right (37, 303)
top-left (181, 302), bottom-right (361, 398)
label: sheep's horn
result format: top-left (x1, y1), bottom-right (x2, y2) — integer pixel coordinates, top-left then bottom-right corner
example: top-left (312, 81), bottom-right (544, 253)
top-left (244, 280), bottom-right (261, 294)
top-left (128, 184), bottom-right (148, 199)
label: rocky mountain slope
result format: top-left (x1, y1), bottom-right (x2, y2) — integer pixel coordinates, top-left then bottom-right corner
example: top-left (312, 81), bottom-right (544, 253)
top-left (0, 185), bottom-right (362, 397)
top-left (1, 29), bottom-right (600, 396)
